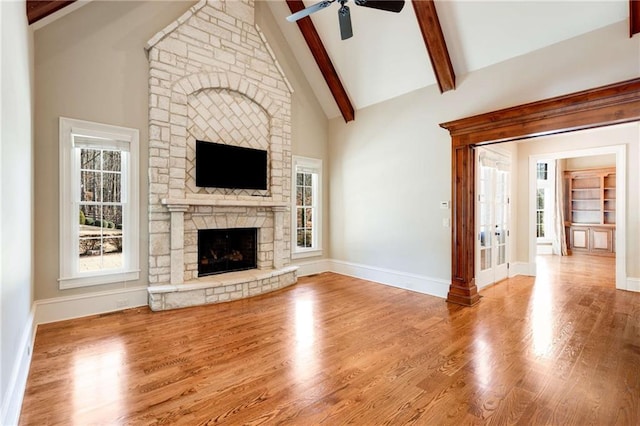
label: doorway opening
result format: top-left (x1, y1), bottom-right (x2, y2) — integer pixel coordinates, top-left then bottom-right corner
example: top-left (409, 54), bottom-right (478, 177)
top-left (527, 141), bottom-right (626, 289)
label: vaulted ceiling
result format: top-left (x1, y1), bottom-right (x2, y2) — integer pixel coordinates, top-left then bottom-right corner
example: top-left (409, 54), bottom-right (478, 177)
top-left (27, 0), bottom-right (638, 122)
top-left (268, 0), bottom-right (634, 121)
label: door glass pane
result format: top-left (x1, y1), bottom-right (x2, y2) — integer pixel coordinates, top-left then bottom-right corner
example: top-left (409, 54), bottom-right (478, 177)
top-left (480, 248), bottom-right (492, 271)
top-left (480, 226), bottom-right (491, 248)
top-left (497, 245), bottom-right (506, 265)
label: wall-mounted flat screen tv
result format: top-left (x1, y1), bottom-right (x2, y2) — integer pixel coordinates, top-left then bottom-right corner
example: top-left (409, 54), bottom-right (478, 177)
top-left (195, 140), bottom-right (268, 190)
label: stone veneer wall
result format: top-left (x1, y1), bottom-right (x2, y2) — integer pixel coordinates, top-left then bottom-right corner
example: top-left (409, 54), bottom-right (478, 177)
top-left (146, 0), bottom-right (293, 293)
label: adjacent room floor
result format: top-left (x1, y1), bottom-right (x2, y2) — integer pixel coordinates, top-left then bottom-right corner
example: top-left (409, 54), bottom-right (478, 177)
top-left (20, 255), bottom-right (639, 425)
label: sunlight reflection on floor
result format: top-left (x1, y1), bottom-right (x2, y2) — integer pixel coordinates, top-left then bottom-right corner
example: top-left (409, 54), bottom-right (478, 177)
top-left (530, 257), bottom-right (554, 358)
top-left (72, 338), bottom-right (125, 424)
top-left (293, 298), bottom-right (317, 384)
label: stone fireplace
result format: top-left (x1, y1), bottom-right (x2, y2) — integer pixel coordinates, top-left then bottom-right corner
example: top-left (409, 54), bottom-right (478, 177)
top-left (145, 0), bottom-right (297, 311)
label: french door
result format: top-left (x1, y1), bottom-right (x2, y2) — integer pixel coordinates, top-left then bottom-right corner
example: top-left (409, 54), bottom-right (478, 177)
top-left (476, 148), bottom-right (511, 288)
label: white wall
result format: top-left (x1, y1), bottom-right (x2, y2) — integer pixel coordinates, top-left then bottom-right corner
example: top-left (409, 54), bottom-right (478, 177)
top-left (1, 1), bottom-right (34, 424)
top-left (328, 21), bottom-right (639, 291)
top-left (566, 153), bottom-right (616, 170)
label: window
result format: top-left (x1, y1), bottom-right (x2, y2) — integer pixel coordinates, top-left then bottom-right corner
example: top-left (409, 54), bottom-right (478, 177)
top-left (536, 162), bottom-right (548, 180)
top-left (291, 156), bottom-right (322, 258)
top-left (536, 160), bottom-right (555, 243)
top-left (536, 188), bottom-right (545, 238)
top-left (59, 117), bottom-right (139, 289)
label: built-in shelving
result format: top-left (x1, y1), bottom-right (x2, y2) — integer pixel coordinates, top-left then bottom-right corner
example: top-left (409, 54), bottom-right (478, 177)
top-left (566, 167), bottom-right (616, 225)
top-left (564, 167), bottom-right (616, 256)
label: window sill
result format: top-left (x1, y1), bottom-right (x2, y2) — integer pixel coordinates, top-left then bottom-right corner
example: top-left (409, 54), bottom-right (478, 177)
top-left (59, 270), bottom-right (140, 290)
top-left (292, 249), bottom-right (323, 260)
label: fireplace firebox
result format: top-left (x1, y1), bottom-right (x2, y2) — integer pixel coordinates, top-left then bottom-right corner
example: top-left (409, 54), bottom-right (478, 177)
top-left (198, 228), bottom-right (257, 277)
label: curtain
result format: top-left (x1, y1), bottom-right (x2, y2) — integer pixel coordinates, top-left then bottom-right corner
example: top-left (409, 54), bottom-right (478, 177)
top-left (553, 159), bottom-right (568, 256)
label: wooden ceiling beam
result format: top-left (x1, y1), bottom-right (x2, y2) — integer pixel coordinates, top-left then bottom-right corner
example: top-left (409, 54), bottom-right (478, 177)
top-left (27, 0), bottom-right (76, 25)
top-left (631, 0), bottom-right (640, 36)
top-left (412, 0), bottom-right (455, 93)
top-left (286, 0), bottom-right (355, 123)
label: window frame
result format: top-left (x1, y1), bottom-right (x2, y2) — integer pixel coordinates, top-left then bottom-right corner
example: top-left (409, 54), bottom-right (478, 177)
top-left (59, 117), bottom-right (140, 289)
top-left (291, 156), bottom-right (323, 259)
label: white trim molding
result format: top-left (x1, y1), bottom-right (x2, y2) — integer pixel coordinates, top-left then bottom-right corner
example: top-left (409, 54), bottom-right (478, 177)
top-left (0, 308), bottom-right (35, 426)
top-left (508, 261), bottom-right (536, 278)
top-left (330, 259), bottom-right (450, 299)
top-left (294, 258), bottom-right (333, 277)
top-left (626, 277), bottom-right (640, 292)
top-left (34, 286), bottom-right (148, 325)
top-left (297, 258), bottom-right (539, 296)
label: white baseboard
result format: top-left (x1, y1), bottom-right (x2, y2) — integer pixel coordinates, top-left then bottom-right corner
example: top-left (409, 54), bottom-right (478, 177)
top-left (537, 245), bottom-right (553, 255)
top-left (329, 259), bottom-right (450, 299)
top-left (627, 277), bottom-right (640, 292)
top-left (34, 286), bottom-right (148, 325)
top-left (509, 262), bottom-right (535, 277)
top-left (294, 258), bottom-right (332, 277)
top-left (0, 308), bottom-right (35, 426)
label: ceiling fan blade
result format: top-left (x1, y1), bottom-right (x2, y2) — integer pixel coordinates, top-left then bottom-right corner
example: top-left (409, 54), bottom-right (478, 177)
top-left (354, 0), bottom-right (405, 13)
top-left (286, 0), bottom-right (335, 22)
top-left (338, 5), bottom-right (353, 40)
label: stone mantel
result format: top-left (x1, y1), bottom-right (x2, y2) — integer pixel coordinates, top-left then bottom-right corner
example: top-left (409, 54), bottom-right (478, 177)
top-left (161, 197), bottom-right (289, 210)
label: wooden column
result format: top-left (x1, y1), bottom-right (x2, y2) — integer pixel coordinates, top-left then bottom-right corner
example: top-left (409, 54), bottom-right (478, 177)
top-left (447, 141), bottom-right (479, 306)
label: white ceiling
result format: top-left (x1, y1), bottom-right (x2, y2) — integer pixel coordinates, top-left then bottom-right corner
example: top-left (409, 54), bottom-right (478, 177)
top-left (267, 1), bottom-right (629, 119)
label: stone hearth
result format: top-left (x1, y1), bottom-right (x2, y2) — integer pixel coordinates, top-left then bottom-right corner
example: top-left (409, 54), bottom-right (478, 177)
top-left (145, 0), bottom-right (296, 311)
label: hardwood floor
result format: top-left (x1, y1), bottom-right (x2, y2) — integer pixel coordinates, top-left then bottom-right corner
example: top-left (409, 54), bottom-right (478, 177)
top-left (20, 255), bottom-right (639, 425)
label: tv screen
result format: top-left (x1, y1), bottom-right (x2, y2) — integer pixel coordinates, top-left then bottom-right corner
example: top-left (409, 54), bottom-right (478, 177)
top-left (195, 141), bottom-right (268, 190)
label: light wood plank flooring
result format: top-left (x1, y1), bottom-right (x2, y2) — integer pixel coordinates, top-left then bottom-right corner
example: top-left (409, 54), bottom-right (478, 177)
top-left (20, 255), bottom-right (639, 425)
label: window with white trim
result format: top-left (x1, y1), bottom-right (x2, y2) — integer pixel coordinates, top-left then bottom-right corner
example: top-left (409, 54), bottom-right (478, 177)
top-left (536, 160), bottom-right (555, 243)
top-left (59, 117), bottom-right (139, 289)
top-left (292, 156), bottom-right (322, 258)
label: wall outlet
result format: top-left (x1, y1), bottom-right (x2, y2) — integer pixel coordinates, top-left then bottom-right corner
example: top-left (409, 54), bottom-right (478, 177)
top-left (442, 218), bottom-right (450, 227)
top-left (116, 299), bottom-right (129, 308)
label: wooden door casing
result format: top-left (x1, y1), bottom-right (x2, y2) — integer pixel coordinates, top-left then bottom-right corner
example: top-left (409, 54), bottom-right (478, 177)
top-left (440, 78), bottom-right (640, 306)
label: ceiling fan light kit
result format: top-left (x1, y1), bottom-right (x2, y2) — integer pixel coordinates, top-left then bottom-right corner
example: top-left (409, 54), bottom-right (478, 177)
top-left (287, 0), bottom-right (405, 40)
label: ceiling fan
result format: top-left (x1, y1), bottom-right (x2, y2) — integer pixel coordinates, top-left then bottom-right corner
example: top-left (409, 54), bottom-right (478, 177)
top-left (286, 0), bottom-right (405, 40)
